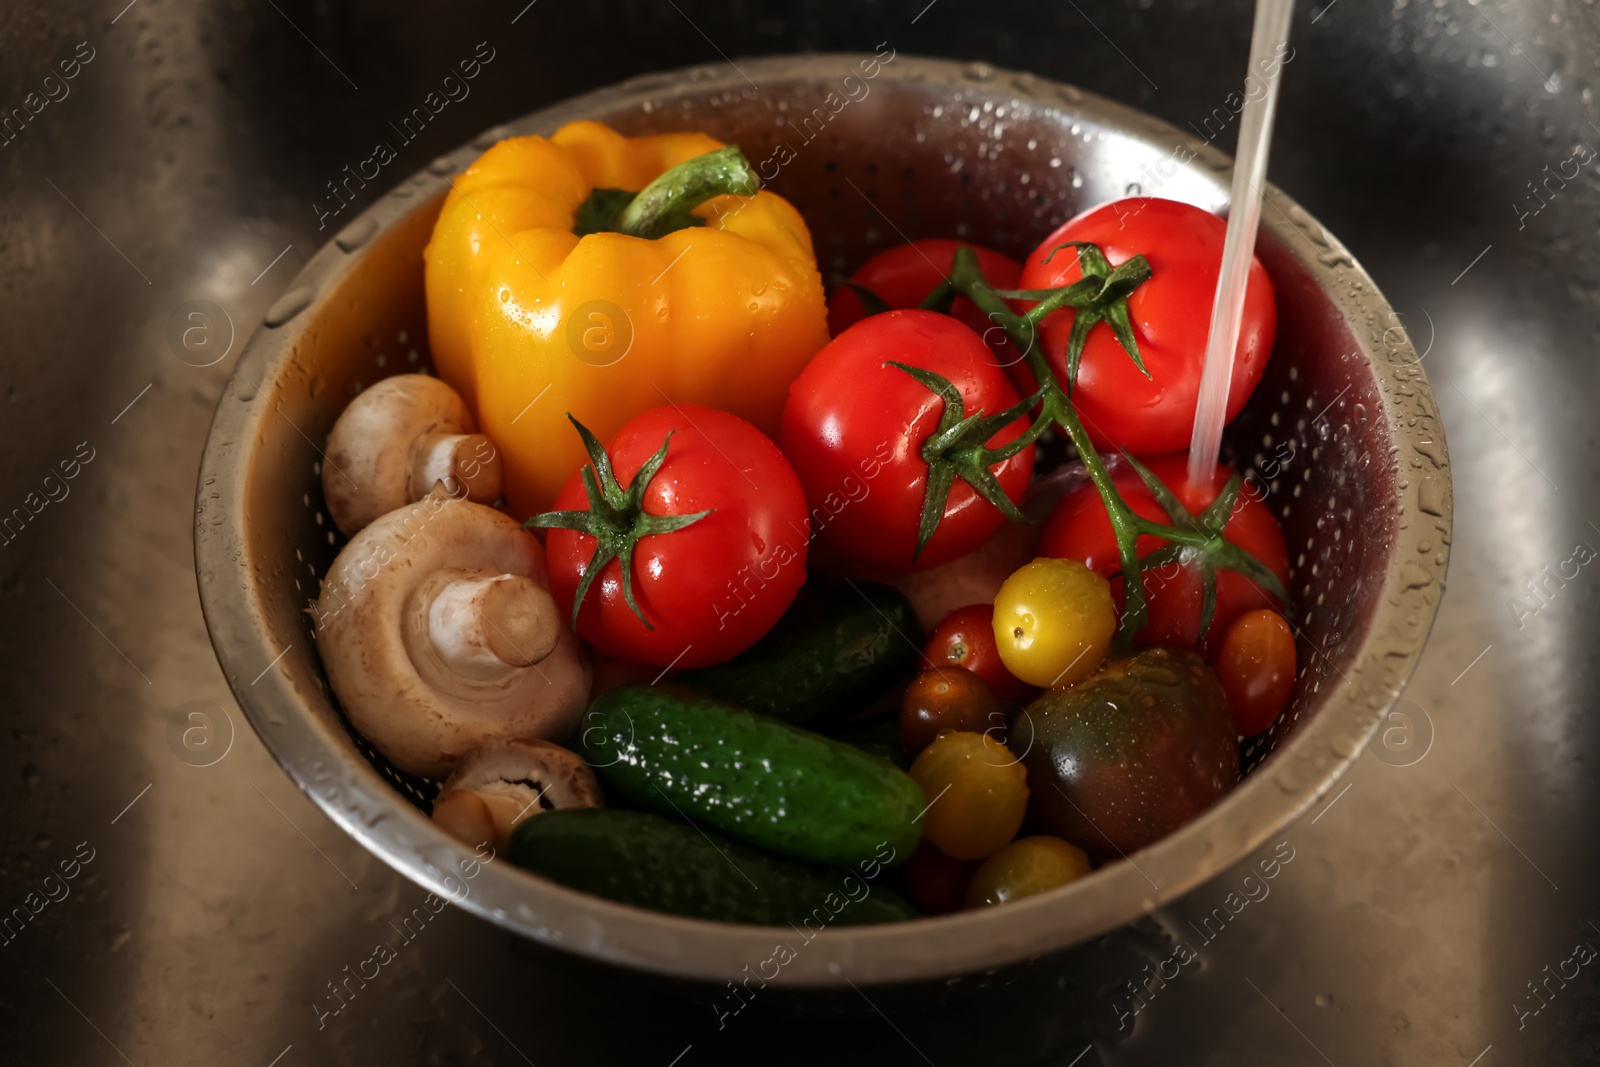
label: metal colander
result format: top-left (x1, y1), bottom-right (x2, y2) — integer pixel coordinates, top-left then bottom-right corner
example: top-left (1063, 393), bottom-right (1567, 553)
top-left (194, 54), bottom-right (1450, 987)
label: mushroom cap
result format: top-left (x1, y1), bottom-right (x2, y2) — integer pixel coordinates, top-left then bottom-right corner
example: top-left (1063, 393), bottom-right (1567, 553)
top-left (439, 737), bottom-right (603, 807)
top-left (323, 374), bottom-right (476, 535)
top-left (313, 491), bottom-right (591, 778)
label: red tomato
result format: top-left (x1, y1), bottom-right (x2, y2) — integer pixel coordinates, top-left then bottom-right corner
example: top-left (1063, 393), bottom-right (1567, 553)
top-left (1014, 198), bottom-right (1276, 454)
top-left (924, 604), bottom-right (1036, 706)
top-left (1216, 609), bottom-right (1297, 735)
top-left (828, 239), bottom-right (1024, 367)
top-left (900, 840), bottom-right (980, 915)
top-left (542, 404), bottom-right (808, 669)
top-left (1039, 453), bottom-right (1289, 654)
top-left (780, 309), bottom-right (1034, 572)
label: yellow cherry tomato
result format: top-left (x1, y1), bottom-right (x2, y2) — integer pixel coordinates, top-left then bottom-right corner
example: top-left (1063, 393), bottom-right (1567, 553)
top-left (964, 835), bottom-right (1092, 908)
top-left (909, 731), bottom-right (1028, 860)
top-left (992, 558), bottom-right (1115, 688)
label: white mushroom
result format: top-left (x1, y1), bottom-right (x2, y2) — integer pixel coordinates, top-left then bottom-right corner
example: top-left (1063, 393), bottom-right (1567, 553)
top-left (322, 373), bottom-right (504, 535)
top-left (431, 737), bottom-right (602, 852)
top-left (313, 489), bottom-right (591, 779)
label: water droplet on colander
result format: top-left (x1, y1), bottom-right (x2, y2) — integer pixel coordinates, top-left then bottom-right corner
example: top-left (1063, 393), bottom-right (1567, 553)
top-left (264, 286), bottom-right (315, 328)
top-left (335, 216), bottom-right (378, 253)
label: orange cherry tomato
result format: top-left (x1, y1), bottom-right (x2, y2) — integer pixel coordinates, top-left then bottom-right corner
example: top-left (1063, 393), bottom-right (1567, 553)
top-left (924, 604), bottom-right (1037, 706)
top-left (1216, 609), bottom-right (1297, 735)
top-left (901, 840), bottom-right (979, 915)
top-left (909, 731), bottom-right (1029, 860)
top-left (900, 666), bottom-right (1006, 755)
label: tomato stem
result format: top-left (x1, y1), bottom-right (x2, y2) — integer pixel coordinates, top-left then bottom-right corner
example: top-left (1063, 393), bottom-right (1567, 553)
top-left (525, 416), bottom-right (713, 630)
top-left (885, 361), bottom-right (1038, 560)
top-left (943, 246), bottom-right (1279, 650)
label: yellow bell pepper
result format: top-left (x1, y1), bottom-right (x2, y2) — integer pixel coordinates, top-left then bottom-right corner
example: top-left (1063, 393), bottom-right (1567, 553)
top-left (424, 120), bottom-right (830, 517)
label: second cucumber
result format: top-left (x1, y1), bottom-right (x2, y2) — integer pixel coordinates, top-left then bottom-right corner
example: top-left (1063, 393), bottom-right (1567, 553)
top-left (581, 685), bottom-right (924, 868)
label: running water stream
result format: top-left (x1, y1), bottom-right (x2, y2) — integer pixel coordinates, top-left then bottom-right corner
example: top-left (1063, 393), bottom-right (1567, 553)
top-left (1187, 0), bottom-right (1295, 486)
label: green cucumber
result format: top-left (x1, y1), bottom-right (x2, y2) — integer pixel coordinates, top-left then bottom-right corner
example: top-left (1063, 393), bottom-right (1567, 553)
top-left (580, 684), bottom-right (924, 868)
top-left (674, 583), bottom-right (919, 725)
top-left (509, 808), bottom-right (916, 926)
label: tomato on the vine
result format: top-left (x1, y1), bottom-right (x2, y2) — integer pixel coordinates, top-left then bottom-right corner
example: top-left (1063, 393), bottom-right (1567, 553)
top-left (827, 239), bottom-right (1025, 367)
top-left (1013, 198), bottom-right (1277, 455)
top-left (924, 604), bottom-right (1036, 706)
top-left (532, 404), bottom-right (808, 669)
top-left (1039, 453), bottom-right (1289, 655)
top-left (780, 309), bottom-right (1036, 572)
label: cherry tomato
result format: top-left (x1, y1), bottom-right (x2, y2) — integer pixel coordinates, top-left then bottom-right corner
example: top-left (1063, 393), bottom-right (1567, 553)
top-left (1013, 198), bottom-right (1276, 454)
top-left (542, 404), bottom-right (808, 669)
top-left (780, 310), bottom-right (1035, 571)
top-left (909, 731), bottom-right (1028, 860)
top-left (924, 604), bottom-right (1036, 706)
top-left (992, 558), bottom-right (1115, 688)
top-left (900, 666), bottom-right (1005, 754)
top-left (1040, 453), bottom-right (1289, 655)
top-left (827, 239), bottom-right (1025, 367)
top-left (901, 840), bottom-right (980, 915)
top-left (964, 836), bottom-right (1092, 909)
top-left (1019, 647), bottom-right (1238, 860)
top-left (1216, 609), bottom-right (1297, 735)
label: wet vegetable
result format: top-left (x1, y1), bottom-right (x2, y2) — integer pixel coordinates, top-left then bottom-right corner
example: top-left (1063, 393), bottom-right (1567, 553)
top-left (1216, 609), bottom-right (1297, 735)
top-left (581, 684), bottom-right (924, 867)
top-left (427, 122), bottom-right (829, 514)
top-left (899, 666), bottom-right (1005, 755)
top-left (1040, 453), bottom-right (1289, 654)
top-left (530, 405), bottom-right (809, 669)
top-left (675, 582), bottom-right (918, 725)
top-left (1017, 647), bottom-right (1238, 860)
top-left (992, 557), bottom-right (1116, 688)
top-left (964, 835), bottom-right (1092, 908)
top-left (1011, 197), bottom-right (1276, 455)
top-left (780, 309), bottom-right (1038, 570)
top-left (510, 808), bottom-right (917, 925)
top-left (924, 603), bottom-right (1037, 706)
top-left (909, 730), bottom-right (1029, 860)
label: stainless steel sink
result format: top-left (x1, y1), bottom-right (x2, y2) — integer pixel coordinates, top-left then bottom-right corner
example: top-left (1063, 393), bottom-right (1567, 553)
top-left (2, 1), bottom-right (1594, 1064)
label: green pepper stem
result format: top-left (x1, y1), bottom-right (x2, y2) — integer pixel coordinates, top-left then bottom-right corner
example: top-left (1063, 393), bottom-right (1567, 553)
top-left (612, 145), bottom-right (760, 240)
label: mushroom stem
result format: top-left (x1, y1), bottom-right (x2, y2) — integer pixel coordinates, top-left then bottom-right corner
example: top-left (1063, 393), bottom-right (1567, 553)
top-left (431, 788), bottom-right (496, 849)
top-left (411, 432), bottom-right (503, 504)
top-left (425, 572), bottom-right (561, 678)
